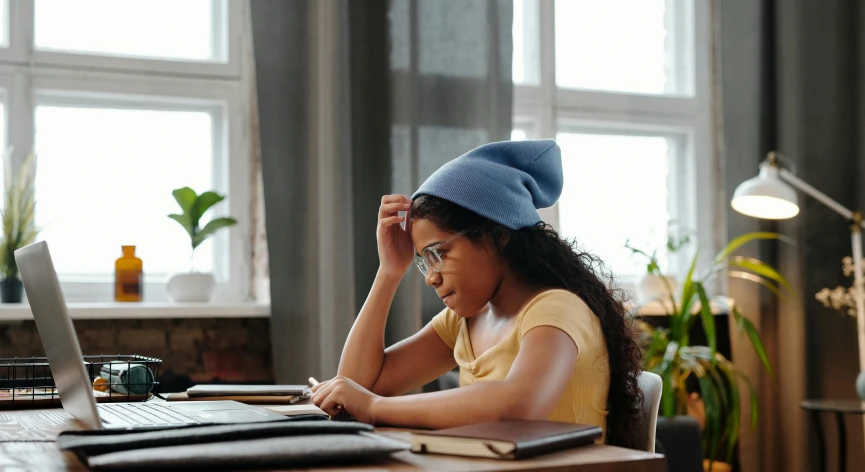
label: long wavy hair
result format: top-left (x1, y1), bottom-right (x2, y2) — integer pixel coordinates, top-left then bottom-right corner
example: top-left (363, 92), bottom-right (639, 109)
top-left (411, 195), bottom-right (643, 449)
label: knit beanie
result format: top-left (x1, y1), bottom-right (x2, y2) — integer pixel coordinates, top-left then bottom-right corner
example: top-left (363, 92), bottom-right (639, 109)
top-left (411, 139), bottom-right (563, 230)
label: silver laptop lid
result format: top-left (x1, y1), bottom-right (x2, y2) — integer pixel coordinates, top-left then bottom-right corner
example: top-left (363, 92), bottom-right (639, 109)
top-left (16, 241), bottom-right (102, 429)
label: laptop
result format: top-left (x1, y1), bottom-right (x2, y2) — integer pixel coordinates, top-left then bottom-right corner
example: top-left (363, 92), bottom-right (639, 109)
top-left (15, 240), bottom-right (288, 429)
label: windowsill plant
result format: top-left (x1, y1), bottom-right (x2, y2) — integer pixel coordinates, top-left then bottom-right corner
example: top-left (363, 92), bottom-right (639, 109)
top-left (0, 148), bottom-right (39, 303)
top-left (166, 187), bottom-right (237, 302)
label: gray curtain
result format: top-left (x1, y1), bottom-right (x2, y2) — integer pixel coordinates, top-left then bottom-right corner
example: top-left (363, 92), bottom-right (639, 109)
top-left (718, 0), bottom-right (865, 470)
top-left (250, 0), bottom-right (513, 384)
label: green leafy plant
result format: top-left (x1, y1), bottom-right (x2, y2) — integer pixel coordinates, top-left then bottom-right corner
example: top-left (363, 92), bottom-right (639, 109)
top-left (632, 232), bottom-right (794, 468)
top-left (626, 221), bottom-right (694, 276)
top-left (0, 150), bottom-right (39, 280)
top-left (168, 187), bottom-right (237, 270)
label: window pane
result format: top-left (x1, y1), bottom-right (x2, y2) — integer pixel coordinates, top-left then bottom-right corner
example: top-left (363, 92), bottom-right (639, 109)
top-left (34, 105), bottom-right (217, 277)
top-left (555, 0), bottom-right (689, 95)
top-left (35, 0), bottom-right (221, 61)
top-left (556, 132), bottom-right (671, 277)
top-left (512, 0), bottom-right (540, 85)
top-left (0, 0), bottom-right (7, 47)
top-left (511, 129), bottom-right (527, 141)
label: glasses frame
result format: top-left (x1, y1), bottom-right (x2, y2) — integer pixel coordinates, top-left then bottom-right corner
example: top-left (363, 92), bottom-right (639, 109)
top-left (414, 228), bottom-right (473, 276)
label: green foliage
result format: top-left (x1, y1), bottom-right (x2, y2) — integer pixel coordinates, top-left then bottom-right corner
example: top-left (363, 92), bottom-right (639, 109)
top-left (631, 232), bottom-right (793, 467)
top-left (0, 152), bottom-right (39, 280)
top-left (168, 187), bottom-right (237, 252)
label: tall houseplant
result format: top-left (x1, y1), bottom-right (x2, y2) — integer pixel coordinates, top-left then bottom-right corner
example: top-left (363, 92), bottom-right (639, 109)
top-left (166, 187), bottom-right (236, 302)
top-left (631, 232), bottom-right (793, 468)
top-left (0, 149), bottom-right (39, 303)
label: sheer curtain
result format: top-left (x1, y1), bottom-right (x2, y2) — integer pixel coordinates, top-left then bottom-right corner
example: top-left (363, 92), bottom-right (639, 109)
top-left (250, 0), bottom-right (513, 383)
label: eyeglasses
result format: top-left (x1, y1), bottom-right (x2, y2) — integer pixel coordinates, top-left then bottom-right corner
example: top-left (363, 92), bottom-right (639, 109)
top-left (414, 228), bottom-right (472, 277)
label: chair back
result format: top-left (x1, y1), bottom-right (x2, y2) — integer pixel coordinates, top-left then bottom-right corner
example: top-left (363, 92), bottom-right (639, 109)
top-left (636, 371), bottom-right (663, 452)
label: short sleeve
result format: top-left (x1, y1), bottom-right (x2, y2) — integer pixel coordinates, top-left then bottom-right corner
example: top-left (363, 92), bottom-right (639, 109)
top-left (430, 307), bottom-right (461, 350)
top-left (518, 290), bottom-right (598, 354)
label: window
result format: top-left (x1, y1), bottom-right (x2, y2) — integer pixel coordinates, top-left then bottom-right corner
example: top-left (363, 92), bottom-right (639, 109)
top-left (513, 0), bottom-right (713, 283)
top-left (34, 0), bottom-right (222, 62)
top-left (0, 1), bottom-right (250, 302)
top-left (0, 0), bottom-right (7, 48)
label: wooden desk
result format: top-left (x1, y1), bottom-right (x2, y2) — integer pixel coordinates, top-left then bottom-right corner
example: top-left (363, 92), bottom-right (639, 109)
top-left (0, 408), bottom-right (665, 471)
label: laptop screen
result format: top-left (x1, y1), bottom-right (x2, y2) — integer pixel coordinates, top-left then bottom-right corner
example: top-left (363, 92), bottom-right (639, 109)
top-left (16, 241), bottom-right (103, 429)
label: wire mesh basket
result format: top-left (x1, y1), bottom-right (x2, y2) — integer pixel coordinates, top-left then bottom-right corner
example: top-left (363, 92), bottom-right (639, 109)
top-left (0, 354), bottom-right (161, 409)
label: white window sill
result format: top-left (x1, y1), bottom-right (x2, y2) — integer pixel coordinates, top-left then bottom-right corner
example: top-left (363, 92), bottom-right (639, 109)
top-left (0, 301), bottom-right (270, 321)
top-left (633, 296), bottom-right (732, 316)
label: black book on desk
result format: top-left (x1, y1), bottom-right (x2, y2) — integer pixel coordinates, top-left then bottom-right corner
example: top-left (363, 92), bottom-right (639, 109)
top-left (410, 420), bottom-right (602, 460)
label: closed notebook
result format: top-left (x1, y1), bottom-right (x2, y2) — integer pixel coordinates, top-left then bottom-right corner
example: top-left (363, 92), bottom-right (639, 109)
top-left (166, 392), bottom-right (306, 405)
top-left (186, 384), bottom-right (310, 397)
top-left (410, 420), bottom-right (602, 460)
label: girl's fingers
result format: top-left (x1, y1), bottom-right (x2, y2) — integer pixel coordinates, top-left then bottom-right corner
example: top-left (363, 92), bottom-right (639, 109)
top-left (381, 194), bottom-right (411, 206)
top-left (378, 202), bottom-right (412, 219)
top-left (319, 391), bottom-right (343, 416)
top-left (311, 380), bottom-right (334, 404)
top-left (379, 215), bottom-right (405, 226)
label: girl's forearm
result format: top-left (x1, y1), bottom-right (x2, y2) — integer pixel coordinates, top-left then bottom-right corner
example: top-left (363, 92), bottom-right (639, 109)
top-left (371, 381), bottom-right (536, 429)
top-left (336, 270), bottom-right (402, 388)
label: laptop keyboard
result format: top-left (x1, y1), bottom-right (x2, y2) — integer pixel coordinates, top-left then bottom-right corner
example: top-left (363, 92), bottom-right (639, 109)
top-left (99, 403), bottom-right (202, 426)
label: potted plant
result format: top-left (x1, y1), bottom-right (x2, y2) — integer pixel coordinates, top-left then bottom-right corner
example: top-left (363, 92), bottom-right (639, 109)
top-left (167, 187), bottom-right (237, 302)
top-left (626, 222), bottom-right (692, 305)
top-left (0, 150), bottom-right (39, 303)
top-left (630, 232), bottom-right (793, 471)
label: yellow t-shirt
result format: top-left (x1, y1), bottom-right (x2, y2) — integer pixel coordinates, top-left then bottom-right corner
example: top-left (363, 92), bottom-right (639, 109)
top-left (430, 289), bottom-right (610, 437)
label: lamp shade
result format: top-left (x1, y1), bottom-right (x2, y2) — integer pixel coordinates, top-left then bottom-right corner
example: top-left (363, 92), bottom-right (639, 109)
top-left (731, 163), bottom-right (800, 219)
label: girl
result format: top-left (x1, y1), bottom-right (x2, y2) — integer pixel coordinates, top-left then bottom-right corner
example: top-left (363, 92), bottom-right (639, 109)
top-left (311, 139), bottom-right (643, 448)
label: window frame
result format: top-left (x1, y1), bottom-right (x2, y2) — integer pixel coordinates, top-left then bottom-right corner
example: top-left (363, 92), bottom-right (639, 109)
top-left (0, 0), bottom-right (252, 302)
top-left (513, 0), bottom-right (716, 282)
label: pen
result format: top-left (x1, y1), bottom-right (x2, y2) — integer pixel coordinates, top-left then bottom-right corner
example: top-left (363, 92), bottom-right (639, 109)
top-left (308, 376), bottom-right (348, 416)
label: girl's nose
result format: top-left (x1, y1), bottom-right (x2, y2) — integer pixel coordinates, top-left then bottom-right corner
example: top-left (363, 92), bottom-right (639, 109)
top-left (424, 269), bottom-right (442, 287)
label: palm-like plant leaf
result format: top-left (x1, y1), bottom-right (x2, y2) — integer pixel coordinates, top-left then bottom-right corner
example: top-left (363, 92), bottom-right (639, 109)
top-left (711, 232), bottom-right (794, 269)
top-left (730, 255), bottom-right (794, 295)
top-left (728, 270), bottom-right (783, 298)
top-left (732, 305), bottom-right (774, 378)
top-left (695, 283), bottom-right (717, 359)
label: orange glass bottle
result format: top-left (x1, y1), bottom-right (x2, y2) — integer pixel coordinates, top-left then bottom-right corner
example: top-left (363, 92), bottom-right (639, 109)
top-left (115, 246), bottom-right (143, 302)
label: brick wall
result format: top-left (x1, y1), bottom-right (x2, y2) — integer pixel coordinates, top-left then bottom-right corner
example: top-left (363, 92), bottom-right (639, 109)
top-left (0, 318), bottom-right (274, 392)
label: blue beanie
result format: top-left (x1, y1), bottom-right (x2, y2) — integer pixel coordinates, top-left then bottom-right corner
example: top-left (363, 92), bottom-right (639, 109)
top-left (411, 139), bottom-right (563, 230)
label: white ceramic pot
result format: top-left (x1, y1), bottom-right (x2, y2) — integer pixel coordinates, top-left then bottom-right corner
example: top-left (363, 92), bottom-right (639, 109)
top-left (167, 273), bottom-right (215, 302)
top-left (636, 274), bottom-right (680, 305)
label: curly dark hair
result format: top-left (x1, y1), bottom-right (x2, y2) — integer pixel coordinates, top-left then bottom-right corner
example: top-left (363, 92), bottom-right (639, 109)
top-left (411, 195), bottom-right (643, 449)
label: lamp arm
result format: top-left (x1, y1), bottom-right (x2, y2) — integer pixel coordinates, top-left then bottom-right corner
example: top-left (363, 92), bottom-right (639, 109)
top-left (779, 168), bottom-right (861, 225)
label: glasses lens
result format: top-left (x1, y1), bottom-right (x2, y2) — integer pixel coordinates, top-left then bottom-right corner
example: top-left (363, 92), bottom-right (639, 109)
top-left (423, 249), bottom-right (442, 272)
top-left (415, 256), bottom-right (428, 276)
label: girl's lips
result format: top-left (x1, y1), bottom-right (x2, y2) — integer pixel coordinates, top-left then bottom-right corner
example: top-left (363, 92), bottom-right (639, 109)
top-left (441, 292), bottom-right (454, 302)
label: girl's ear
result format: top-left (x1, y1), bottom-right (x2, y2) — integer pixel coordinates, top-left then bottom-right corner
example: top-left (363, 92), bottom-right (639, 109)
top-left (483, 228), bottom-right (509, 252)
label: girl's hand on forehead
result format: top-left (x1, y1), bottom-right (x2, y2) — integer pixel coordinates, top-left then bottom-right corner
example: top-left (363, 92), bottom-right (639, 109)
top-left (377, 194), bottom-right (414, 279)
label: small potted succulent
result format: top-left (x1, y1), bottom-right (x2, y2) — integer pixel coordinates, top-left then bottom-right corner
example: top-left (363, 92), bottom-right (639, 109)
top-left (167, 187), bottom-right (236, 302)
